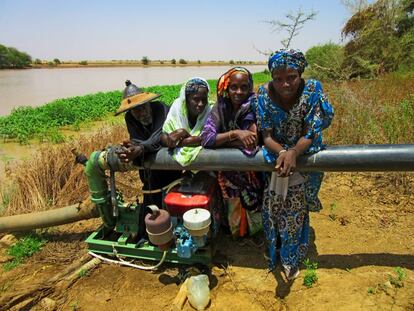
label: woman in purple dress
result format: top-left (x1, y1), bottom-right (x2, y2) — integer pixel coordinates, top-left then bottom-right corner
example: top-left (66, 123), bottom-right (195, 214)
top-left (201, 67), bottom-right (262, 238)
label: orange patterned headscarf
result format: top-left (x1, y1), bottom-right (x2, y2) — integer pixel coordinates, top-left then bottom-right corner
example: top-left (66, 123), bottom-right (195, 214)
top-left (217, 67), bottom-right (252, 98)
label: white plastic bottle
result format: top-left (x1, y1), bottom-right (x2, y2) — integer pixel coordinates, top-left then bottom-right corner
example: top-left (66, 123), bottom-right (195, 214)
top-left (186, 274), bottom-right (210, 311)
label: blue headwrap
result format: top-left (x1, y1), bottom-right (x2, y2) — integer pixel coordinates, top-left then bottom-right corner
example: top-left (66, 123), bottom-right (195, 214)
top-left (268, 49), bottom-right (308, 73)
top-left (185, 77), bottom-right (209, 96)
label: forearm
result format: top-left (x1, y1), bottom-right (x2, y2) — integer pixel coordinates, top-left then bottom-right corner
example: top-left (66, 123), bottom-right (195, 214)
top-left (263, 130), bottom-right (285, 155)
top-left (212, 131), bottom-right (236, 147)
top-left (290, 137), bottom-right (313, 155)
top-left (179, 136), bottom-right (202, 147)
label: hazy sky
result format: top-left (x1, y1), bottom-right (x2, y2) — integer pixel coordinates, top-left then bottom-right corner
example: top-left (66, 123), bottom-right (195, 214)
top-left (0, 0), bottom-right (353, 62)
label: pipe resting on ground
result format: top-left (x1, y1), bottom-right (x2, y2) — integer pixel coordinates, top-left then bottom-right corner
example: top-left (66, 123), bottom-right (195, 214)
top-left (0, 203), bottom-right (98, 233)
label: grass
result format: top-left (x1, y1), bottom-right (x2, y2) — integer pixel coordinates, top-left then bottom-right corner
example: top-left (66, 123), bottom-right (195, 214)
top-left (3, 234), bottom-right (46, 271)
top-left (0, 124), bottom-right (140, 216)
top-left (77, 268), bottom-right (89, 278)
top-left (329, 202), bottom-right (337, 221)
top-left (367, 267), bottom-right (407, 294)
top-left (389, 267), bottom-right (406, 288)
top-left (303, 259), bottom-right (318, 288)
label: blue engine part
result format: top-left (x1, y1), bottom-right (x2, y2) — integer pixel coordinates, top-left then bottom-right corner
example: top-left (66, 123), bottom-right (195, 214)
top-left (174, 225), bottom-right (199, 259)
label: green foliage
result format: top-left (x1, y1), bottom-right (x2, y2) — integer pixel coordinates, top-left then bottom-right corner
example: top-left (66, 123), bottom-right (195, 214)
top-left (53, 58), bottom-right (61, 65)
top-left (0, 72), bottom-right (267, 144)
top-left (0, 90), bottom-right (123, 143)
top-left (171, 58), bottom-right (176, 64)
top-left (141, 56), bottom-right (149, 65)
top-left (3, 234), bottom-right (46, 271)
top-left (178, 58), bottom-right (187, 64)
top-left (0, 44), bottom-right (32, 69)
top-left (389, 267), bottom-right (406, 288)
top-left (303, 258), bottom-right (318, 288)
top-left (305, 43), bottom-right (345, 80)
top-left (78, 268), bottom-right (89, 278)
top-left (34, 58), bottom-right (42, 65)
top-left (342, 0), bottom-right (414, 78)
top-left (79, 60), bottom-right (88, 65)
top-left (329, 202), bottom-right (338, 221)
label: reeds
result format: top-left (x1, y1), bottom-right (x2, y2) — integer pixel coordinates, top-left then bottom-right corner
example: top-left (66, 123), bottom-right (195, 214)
top-left (0, 124), bottom-right (141, 216)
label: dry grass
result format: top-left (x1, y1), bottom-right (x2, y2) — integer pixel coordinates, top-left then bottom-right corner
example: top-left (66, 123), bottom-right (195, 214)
top-left (0, 124), bottom-right (141, 216)
top-left (324, 73), bottom-right (414, 145)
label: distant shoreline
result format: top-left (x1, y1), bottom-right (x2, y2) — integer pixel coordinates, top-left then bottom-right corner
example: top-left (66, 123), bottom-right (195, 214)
top-left (20, 60), bottom-right (266, 69)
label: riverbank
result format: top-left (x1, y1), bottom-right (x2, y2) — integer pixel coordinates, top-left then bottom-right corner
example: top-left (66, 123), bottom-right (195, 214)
top-left (30, 60), bottom-right (266, 69)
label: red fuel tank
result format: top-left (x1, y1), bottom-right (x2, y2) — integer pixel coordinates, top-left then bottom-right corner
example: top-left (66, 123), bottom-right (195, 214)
top-left (164, 173), bottom-right (217, 217)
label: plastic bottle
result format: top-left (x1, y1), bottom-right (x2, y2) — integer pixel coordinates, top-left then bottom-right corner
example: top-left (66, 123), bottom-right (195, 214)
top-left (186, 274), bottom-right (210, 311)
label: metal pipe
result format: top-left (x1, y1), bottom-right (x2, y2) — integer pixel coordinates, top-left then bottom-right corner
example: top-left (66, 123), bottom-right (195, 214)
top-left (0, 203), bottom-right (99, 233)
top-left (104, 144), bottom-right (414, 172)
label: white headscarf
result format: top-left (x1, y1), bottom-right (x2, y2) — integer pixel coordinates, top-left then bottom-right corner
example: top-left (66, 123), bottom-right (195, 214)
top-left (163, 77), bottom-right (212, 166)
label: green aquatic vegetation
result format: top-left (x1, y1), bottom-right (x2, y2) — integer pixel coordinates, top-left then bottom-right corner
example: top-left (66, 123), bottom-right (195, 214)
top-left (3, 234), bottom-right (46, 271)
top-left (0, 72), bottom-right (267, 144)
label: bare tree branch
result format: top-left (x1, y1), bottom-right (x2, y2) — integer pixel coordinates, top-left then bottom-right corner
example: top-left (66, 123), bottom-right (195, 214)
top-left (263, 8), bottom-right (318, 49)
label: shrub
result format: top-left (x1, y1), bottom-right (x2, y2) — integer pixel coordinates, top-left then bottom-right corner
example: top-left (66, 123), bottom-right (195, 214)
top-left (141, 56), bottom-right (149, 65)
top-left (305, 42), bottom-right (345, 80)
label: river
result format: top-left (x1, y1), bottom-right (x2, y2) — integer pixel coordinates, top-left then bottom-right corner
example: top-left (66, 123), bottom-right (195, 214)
top-left (0, 65), bottom-right (266, 116)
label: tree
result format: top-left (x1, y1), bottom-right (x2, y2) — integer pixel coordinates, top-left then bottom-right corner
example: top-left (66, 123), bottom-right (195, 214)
top-left (0, 44), bottom-right (32, 68)
top-left (305, 43), bottom-right (346, 80)
top-left (53, 58), bottom-right (61, 65)
top-left (341, 0), bottom-right (414, 77)
top-left (178, 58), bottom-right (187, 64)
top-left (34, 58), bottom-right (42, 65)
top-left (258, 8), bottom-right (317, 55)
top-left (341, 0), bottom-right (369, 14)
top-left (141, 56), bottom-right (149, 65)
top-left (171, 58), bottom-right (176, 64)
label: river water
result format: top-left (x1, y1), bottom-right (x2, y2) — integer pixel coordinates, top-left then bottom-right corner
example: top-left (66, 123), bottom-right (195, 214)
top-left (0, 65), bottom-right (266, 116)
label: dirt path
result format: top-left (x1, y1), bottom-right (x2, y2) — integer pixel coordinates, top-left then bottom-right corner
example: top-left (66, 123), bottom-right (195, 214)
top-left (1, 173), bottom-right (413, 310)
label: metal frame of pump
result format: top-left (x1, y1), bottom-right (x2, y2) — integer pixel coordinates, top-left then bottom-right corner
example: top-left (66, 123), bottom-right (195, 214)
top-left (83, 147), bottom-right (214, 265)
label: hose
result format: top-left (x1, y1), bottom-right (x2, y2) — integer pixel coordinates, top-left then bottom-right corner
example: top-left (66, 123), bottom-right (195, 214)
top-left (88, 250), bottom-right (168, 271)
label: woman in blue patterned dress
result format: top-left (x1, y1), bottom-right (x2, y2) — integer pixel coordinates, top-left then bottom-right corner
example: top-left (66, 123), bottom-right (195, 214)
top-left (254, 49), bottom-right (334, 280)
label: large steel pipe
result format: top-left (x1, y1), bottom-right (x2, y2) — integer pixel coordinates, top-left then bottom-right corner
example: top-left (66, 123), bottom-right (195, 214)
top-left (107, 144), bottom-right (414, 172)
top-left (0, 203), bottom-right (99, 233)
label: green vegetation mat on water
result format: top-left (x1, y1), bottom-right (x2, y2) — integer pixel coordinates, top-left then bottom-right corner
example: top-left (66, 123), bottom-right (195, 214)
top-left (0, 72), bottom-right (269, 144)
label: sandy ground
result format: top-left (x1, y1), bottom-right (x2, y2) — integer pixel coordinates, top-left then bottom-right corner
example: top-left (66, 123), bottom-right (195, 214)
top-left (0, 173), bottom-right (413, 311)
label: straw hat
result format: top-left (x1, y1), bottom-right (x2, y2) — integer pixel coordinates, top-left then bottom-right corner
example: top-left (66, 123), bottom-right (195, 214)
top-left (115, 80), bottom-right (161, 115)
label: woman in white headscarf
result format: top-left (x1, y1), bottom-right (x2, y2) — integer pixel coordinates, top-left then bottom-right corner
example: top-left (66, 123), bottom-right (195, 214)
top-left (161, 77), bottom-right (212, 166)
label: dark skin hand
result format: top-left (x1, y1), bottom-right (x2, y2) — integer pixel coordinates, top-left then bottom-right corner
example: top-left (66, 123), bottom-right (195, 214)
top-left (160, 129), bottom-right (191, 148)
top-left (116, 140), bottom-right (144, 163)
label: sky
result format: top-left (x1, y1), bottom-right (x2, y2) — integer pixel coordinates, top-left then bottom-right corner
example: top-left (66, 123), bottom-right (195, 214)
top-left (0, 0), bottom-right (353, 62)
